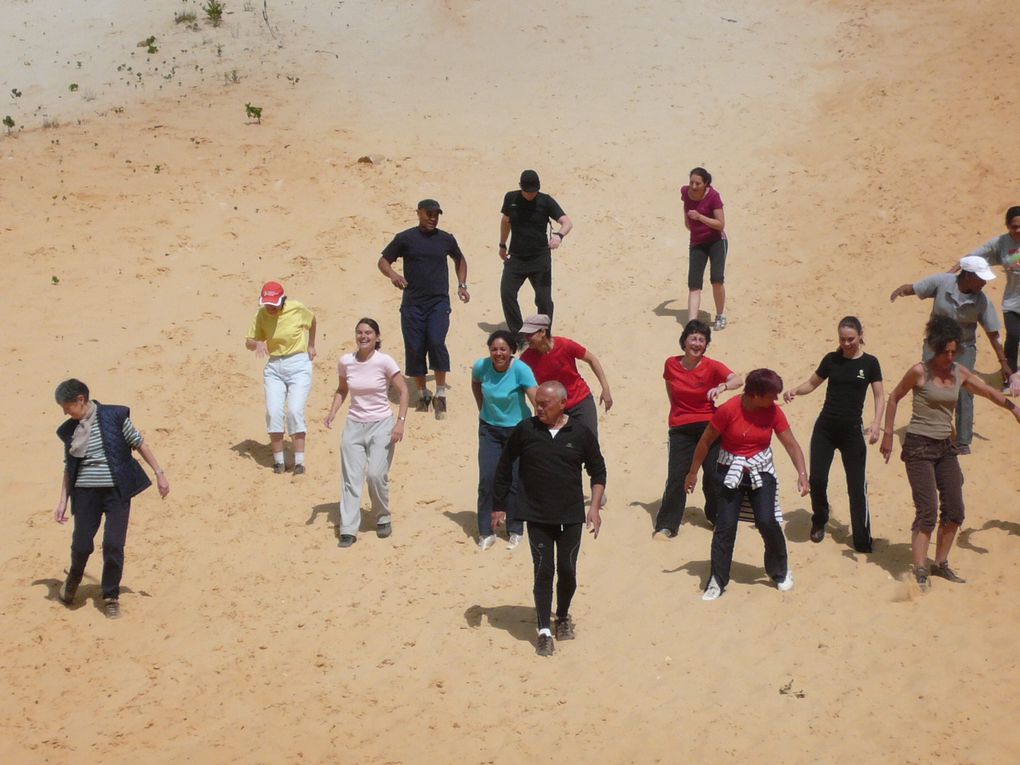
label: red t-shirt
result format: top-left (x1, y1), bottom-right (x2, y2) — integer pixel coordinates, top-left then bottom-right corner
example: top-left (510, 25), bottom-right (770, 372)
top-left (709, 395), bottom-right (790, 457)
top-left (681, 185), bottom-right (724, 246)
top-left (520, 336), bottom-right (591, 409)
top-left (663, 356), bottom-right (733, 427)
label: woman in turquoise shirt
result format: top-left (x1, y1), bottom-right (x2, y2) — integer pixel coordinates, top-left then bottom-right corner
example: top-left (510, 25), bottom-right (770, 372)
top-left (471, 330), bottom-right (537, 551)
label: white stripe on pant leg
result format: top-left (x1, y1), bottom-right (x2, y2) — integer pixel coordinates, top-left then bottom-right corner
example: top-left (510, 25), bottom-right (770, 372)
top-left (263, 359), bottom-right (288, 432)
top-left (283, 355), bottom-right (313, 434)
top-left (340, 421), bottom-right (370, 536)
top-left (365, 416), bottom-right (395, 525)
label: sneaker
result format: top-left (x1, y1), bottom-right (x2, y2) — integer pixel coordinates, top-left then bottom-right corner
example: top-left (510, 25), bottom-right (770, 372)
top-left (103, 598), bottom-right (121, 619)
top-left (554, 615), bottom-right (576, 641)
top-left (377, 522), bottom-right (392, 539)
top-left (292, 464), bottom-right (306, 476)
top-left (702, 576), bottom-right (723, 601)
top-left (652, 529), bottom-right (677, 541)
top-left (59, 577), bottom-right (79, 605)
top-left (415, 389), bottom-right (433, 413)
top-left (536, 633), bottom-right (555, 657)
top-left (506, 532), bottom-right (523, 550)
top-left (777, 569), bottom-right (794, 592)
top-left (477, 534), bottom-right (497, 551)
top-left (273, 463), bottom-right (287, 474)
top-left (433, 395), bottom-right (447, 420)
top-left (338, 534), bottom-right (357, 548)
top-left (809, 524), bottom-right (825, 543)
top-left (913, 566), bottom-right (931, 592)
top-left (713, 315), bottom-right (728, 331)
top-left (930, 561), bottom-right (966, 584)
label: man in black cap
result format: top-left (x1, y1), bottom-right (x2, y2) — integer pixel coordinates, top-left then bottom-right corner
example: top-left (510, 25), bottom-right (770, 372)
top-left (378, 199), bottom-right (470, 419)
top-left (499, 170), bottom-right (572, 336)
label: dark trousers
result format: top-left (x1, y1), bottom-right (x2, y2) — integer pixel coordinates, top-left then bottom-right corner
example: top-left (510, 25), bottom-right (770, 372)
top-left (400, 298), bottom-right (451, 378)
top-left (500, 264), bottom-right (553, 336)
top-left (902, 434), bottom-right (965, 533)
top-left (565, 394), bottom-right (599, 442)
top-left (809, 416), bottom-right (872, 552)
top-left (527, 521), bottom-right (582, 630)
top-left (477, 420), bottom-right (524, 537)
top-left (710, 468), bottom-right (787, 590)
top-left (656, 421), bottom-right (720, 533)
top-left (1005, 310), bottom-right (1020, 374)
top-left (69, 486), bottom-right (132, 600)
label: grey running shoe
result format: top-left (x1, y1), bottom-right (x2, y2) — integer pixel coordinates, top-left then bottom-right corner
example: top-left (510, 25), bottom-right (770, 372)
top-left (554, 615), bottom-right (576, 641)
top-left (506, 532), bottom-right (523, 550)
top-left (477, 534), bottom-right (497, 550)
top-left (930, 561), bottom-right (966, 583)
top-left (433, 395), bottom-right (447, 420)
top-left (913, 566), bottom-right (931, 592)
top-left (536, 634), bottom-right (555, 657)
top-left (377, 522), bottom-right (392, 539)
top-left (713, 315), bottom-right (728, 331)
top-left (103, 598), bottom-right (121, 619)
top-left (338, 534), bottom-right (357, 548)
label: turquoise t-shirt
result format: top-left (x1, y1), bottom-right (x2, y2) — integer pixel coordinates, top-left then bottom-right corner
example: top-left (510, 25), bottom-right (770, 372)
top-left (472, 357), bottom-right (537, 427)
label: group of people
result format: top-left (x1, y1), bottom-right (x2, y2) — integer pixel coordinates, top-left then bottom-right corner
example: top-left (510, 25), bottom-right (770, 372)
top-left (50, 172), bottom-right (1020, 660)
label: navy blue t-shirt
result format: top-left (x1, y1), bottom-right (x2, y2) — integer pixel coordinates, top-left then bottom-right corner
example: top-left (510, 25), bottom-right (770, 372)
top-left (816, 351), bottom-right (883, 420)
top-left (501, 191), bottom-right (566, 266)
top-left (381, 227), bottom-right (464, 305)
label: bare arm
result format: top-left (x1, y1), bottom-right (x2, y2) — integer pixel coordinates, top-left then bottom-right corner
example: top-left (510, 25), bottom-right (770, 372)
top-left (866, 380), bottom-right (886, 444)
top-left (525, 386), bottom-right (537, 408)
top-left (137, 441), bottom-right (170, 498)
top-left (378, 256), bottom-right (407, 290)
top-left (54, 470), bottom-right (71, 523)
top-left (889, 283), bottom-right (915, 302)
top-left (307, 316), bottom-right (317, 360)
top-left (960, 366), bottom-right (1020, 423)
top-left (783, 373), bottom-right (824, 403)
top-left (498, 215), bottom-right (511, 261)
top-left (775, 428), bottom-right (809, 496)
top-left (245, 337), bottom-right (268, 357)
top-left (389, 372), bottom-right (410, 443)
top-left (708, 371), bottom-right (744, 402)
top-left (581, 350), bottom-right (613, 412)
top-left (471, 379), bottom-right (483, 412)
top-left (881, 364), bottom-right (923, 462)
top-left (453, 253), bottom-right (470, 303)
top-left (324, 375), bottom-right (349, 429)
top-left (982, 328), bottom-right (1012, 380)
top-left (549, 215), bottom-right (573, 250)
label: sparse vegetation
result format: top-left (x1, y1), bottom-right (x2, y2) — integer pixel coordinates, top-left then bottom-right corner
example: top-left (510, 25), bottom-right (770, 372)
top-left (226, 69), bottom-right (240, 84)
top-left (51, 276), bottom-right (60, 285)
top-left (175, 11), bottom-right (197, 24)
top-left (11, 88), bottom-right (22, 98)
top-left (245, 103), bottom-right (262, 123)
top-left (154, 164), bottom-right (162, 174)
top-left (216, 44), bottom-right (223, 57)
top-left (3, 115), bottom-right (14, 133)
top-left (203, 0), bottom-right (225, 27)
top-left (68, 83), bottom-right (79, 92)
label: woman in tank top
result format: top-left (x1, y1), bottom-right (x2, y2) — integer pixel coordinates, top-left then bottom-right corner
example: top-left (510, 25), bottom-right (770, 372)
top-left (881, 315), bottom-right (1020, 591)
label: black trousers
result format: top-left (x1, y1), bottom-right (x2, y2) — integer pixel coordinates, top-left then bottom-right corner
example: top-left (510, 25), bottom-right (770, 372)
top-left (809, 415), bottom-right (872, 552)
top-left (69, 486), bottom-right (132, 600)
top-left (655, 421), bottom-right (720, 533)
top-left (526, 521), bottom-right (582, 630)
top-left (500, 264), bottom-right (553, 336)
top-left (1005, 310), bottom-right (1020, 374)
top-left (710, 468), bottom-right (787, 590)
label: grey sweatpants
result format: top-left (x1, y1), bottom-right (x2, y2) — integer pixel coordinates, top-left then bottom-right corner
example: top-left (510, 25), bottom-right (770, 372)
top-left (340, 416), bottom-right (395, 536)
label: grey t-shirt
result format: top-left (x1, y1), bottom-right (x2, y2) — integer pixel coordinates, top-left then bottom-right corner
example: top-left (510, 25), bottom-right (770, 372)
top-left (969, 234), bottom-right (1020, 313)
top-left (912, 272), bottom-right (1000, 344)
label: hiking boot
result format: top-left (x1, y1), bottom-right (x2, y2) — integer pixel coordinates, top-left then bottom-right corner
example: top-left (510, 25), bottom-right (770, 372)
top-left (433, 395), bottom-right (447, 420)
top-left (59, 577), bottom-right (79, 605)
top-left (103, 598), bottom-right (121, 619)
top-left (377, 522), bottom-right (392, 539)
top-left (554, 615), bottom-right (576, 641)
top-left (702, 576), bottom-right (723, 601)
top-left (415, 389), bottom-right (433, 413)
top-left (536, 633), bottom-right (555, 657)
top-left (930, 561), bottom-right (966, 584)
top-left (338, 534), bottom-right (357, 548)
top-left (913, 566), bottom-right (931, 592)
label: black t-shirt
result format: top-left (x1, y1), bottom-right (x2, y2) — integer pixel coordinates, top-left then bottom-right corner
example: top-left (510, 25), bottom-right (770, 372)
top-left (381, 227), bottom-right (464, 305)
top-left (815, 351), bottom-right (883, 420)
top-left (501, 191), bottom-right (566, 265)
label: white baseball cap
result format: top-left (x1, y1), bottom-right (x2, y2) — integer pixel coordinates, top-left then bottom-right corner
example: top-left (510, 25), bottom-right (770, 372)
top-left (958, 256), bottom-right (995, 281)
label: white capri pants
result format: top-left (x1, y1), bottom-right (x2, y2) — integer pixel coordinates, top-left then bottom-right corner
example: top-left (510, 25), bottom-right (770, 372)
top-left (264, 353), bottom-right (313, 434)
top-left (340, 416), bottom-right (395, 536)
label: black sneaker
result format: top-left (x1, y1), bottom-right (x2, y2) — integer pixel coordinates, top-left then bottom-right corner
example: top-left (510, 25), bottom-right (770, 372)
top-left (913, 566), bottom-right (931, 592)
top-left (554, 615), bottom-right (576, 641)
top-left (810, 524), bottom-right (825, 543)
top-left (292, 464), bottom-right (306, 476)
top-left (273, 463), bottom-right (286, 474)
top-left (931, 561), bottom-right (966, 583)
top-left (536, 634), bottom-right (555, 657)
top-left (103, 598), bottom-right (121, 619)
top-left (59, 577), bottom-right (79, 605)
top-left (377, 522), bottom-right (392, 539)
top-left (338, 534), bottom-right (357, 548)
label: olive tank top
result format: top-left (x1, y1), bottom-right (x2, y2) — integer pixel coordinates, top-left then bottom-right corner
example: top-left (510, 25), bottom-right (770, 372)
top-left (906, 364), bottom-right (962, 440)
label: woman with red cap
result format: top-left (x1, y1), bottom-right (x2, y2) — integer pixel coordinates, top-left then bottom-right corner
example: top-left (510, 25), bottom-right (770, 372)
top-left (245, 281), bottom-right (317, 474)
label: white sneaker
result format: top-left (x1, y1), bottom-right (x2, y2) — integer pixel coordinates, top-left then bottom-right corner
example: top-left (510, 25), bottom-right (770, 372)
top-left (713, 315), bottom-right (728, 331)
top-left (777, 569), bottom-right (794, 592)
top-left (477, 535), bottom-right (496, 551)
top-left (506, 533), bottom-right (523, 551)
top-left (702, 577), bottom-right (722, 601)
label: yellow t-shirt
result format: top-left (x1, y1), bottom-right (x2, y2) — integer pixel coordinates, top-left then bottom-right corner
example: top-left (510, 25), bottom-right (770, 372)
top-left (247, 300), bottom-right (314, 356)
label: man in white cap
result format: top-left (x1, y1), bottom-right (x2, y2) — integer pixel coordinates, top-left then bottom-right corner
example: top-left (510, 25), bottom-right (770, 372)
top-left (890, 256), bottom-right (1012, 453)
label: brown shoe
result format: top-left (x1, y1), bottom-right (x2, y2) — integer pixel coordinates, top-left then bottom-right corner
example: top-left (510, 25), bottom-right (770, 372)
top-left (913, 566), bottom-right (931, 592)
top-left (433, 395), bottom-right (447, 420)
top-left (103, 598), bottom-right (121, 619)
top-left (59, 577), bottom-right (79, 605)
top-left (931, 561), bottom-right (966, 584)
top-left (554, 615), bottom-right (576, 641)
top-left (536, 633), bottom-right (555, 657)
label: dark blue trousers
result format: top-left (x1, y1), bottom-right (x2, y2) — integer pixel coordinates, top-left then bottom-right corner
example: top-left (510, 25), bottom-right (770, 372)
top-left (400, 298), bottom-right (451, 378)
top-left (477, 420), bottom-right (523, 536)
top-left (69, 486), bottom-right (131, 600)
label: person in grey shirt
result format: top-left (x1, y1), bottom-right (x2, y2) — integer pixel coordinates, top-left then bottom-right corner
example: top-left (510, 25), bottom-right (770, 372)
top-left (890, 256), bottom-right (1016, 453)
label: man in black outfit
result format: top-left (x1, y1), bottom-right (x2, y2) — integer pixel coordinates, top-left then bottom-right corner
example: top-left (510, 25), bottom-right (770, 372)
top-left (499, 170), bottom-right (572, 336)
top-left (378, 199), bottom-right (470, 419)
top-left (492, 381), bottom-right (605, 657)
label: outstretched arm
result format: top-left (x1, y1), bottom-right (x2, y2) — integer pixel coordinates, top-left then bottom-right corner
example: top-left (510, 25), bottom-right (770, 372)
top-left (960, 366), bottom-right (1020, 423)
top-left (581, 350), bottom-right (613, 411)
top-left (889, 283), bottom-right (915, 302)
top-left (783, 373), bottom-right (824, 403)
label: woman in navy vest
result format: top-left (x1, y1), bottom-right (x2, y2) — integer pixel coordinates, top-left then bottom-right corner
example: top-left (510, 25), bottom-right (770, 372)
top-left (54, 379), bottom-right (170, 618)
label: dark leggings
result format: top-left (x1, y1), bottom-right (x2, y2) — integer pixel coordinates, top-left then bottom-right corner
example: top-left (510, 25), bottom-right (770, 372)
top-left (69, 486), bottom-right (132, 600)
top-left (710, 468), bottom-right (787, 591)
top-left (655, 421), bottom-right (720, 532)
top-left (809, 416), bottom-right (872, 552)
top-left (527, 521), bottom-right (583, 630)
top-left (687, 238), bottom-right (728, 290)
top-left (1005, 310), bottom-right (1020, 374)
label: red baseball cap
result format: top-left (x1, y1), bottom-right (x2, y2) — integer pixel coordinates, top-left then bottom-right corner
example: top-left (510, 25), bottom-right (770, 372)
top-left (259, 281), bottom-right (286, 306)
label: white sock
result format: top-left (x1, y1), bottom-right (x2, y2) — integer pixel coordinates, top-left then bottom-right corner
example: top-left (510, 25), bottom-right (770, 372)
top-left (538, 627), bottom-right (552, 637)
top-left (273, 451), bottom-right (285, 465)
top-left (294, 452), bottom-right (305, 465)
top-left (436, 384), bottom-right (449, 397)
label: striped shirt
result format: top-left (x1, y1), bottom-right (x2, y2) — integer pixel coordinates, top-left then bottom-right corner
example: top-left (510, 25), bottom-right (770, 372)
top-left (69, 417), bottom-right (144, 487)
top-left (718, 447), bottom-right (784, 525)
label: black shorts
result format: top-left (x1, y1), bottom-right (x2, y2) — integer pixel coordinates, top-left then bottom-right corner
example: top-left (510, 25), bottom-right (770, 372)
top-left (687, 239), bottom-right (728, 290)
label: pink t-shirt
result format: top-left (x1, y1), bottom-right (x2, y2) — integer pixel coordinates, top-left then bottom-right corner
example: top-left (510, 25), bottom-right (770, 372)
top-left (681, 185), bottom-right (724, 246)
top-left (337, 351), bottom-right (400, 423)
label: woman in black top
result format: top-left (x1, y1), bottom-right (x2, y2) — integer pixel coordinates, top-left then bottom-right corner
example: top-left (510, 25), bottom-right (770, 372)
top-left (784, 317), bottom-right (885, 552)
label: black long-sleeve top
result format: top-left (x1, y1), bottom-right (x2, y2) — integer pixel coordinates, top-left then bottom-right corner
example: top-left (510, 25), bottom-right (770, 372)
top-left (493, 416), bottom-right (607, 525)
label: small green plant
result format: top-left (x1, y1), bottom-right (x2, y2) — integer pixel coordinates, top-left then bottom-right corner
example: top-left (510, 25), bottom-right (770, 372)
top-left (175, 11), bottom-right (197, 24)
top-left (216, 44), bottom-right (223, 57)
top-left (226, 69), bottom-right (239, 84)
top-left (154, 164), bottom-right (162, 174)
top-left (68, 83), bottom-right (79, 92)
top-left (203, 0), bottom-right (224, 26)
top-left (245, 103), bottom-right (262, 123)
top-left (3, 115), bottom-right (14, 133)
top-left (51, 276), bottom-right (60, 285)
top-left (148, 43), bottom-right (158, 54)
top-left (11, 88), bottom-right (22, 98)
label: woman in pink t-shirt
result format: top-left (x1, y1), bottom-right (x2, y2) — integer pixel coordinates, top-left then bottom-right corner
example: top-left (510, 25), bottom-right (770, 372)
top-left (653, 320), bottom-right (743, 539)
top-left (324, 318), bottom-right (409, 549)
top-left (681, 167), bottom-right (728, 331)
top-left (685, 369), bottom-right (809, 600)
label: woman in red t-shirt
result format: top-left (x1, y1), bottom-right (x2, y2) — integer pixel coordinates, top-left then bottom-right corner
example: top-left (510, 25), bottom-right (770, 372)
top-left (685, 369), bottom-right (809, 600)
top-left (654, 320), bottom-right (742, 538)
top-left (681, 167), bottom-right (728, 331)
top-left (518, 313), bottom-right (612, 440)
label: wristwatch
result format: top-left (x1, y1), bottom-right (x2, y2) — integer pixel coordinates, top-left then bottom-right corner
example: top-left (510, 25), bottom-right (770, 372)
top-left (458, 282), bottom-right (469, 289)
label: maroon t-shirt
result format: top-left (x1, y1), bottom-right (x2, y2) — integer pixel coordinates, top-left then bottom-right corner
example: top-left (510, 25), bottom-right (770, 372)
top-left (681, 185), bottom-right (725, 246)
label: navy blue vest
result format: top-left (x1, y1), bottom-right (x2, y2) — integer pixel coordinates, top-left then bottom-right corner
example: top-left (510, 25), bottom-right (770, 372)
top-left (57, 402), bottom-right (152, 499)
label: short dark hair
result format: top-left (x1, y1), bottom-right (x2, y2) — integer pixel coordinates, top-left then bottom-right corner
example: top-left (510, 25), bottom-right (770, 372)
top-left (744, 368), bottom-right (783, 397)
top-left (689, 167), bottom-right (712, 186)
top-left (1006, 206), bottom-right (1020, 224)
top-left (925, 315), bottom-right (963, 354)
top-left (356, 317), bottom-right (382, 350)
top-left (55, 378), bottom-right (89, 404)
top-left (680, 319), bottom-right (712, 349)
top-left (487, 330), bottom-right (518, 353)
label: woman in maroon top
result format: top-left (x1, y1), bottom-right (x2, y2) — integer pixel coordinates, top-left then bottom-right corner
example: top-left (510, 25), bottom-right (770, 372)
top-left (681, 167), bottom-right (728, 331)
top-left (654, 320), bottom-right (742, 538)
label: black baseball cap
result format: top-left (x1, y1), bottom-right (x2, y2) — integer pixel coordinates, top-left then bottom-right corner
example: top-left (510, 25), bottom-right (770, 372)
top-left (417, 199), bottom-right (443, 213)
top-left (519, 170), bottom-right (540, 192)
